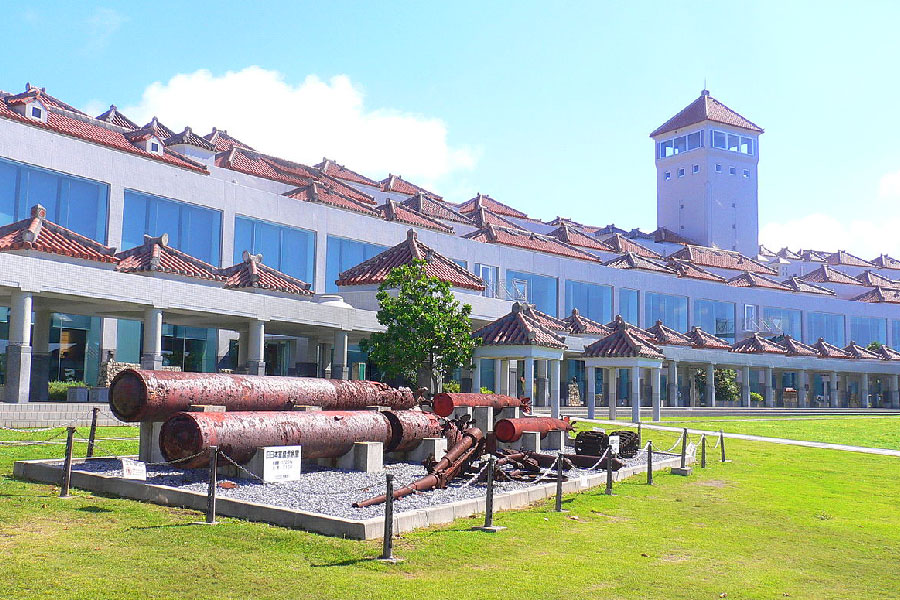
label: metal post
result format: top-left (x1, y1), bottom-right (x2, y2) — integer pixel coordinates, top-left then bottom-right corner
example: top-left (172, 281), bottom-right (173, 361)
top-left (605, 450), bottom-right (613, 495)
top-left (60, 426), bottom-right (76, 498)
top-left (646, 441), bottom-right (653, 485)
top-left (555, 452), bottom-right (564, 512)
top-left (637, 423), bottom-right (642, 446)
top-left (720, 430), bottom-right (726, 463)
top-left (86, 407), bottom-right (99, 458)
top-left (484, 456), bottom-right (495, 528)
top-left (206, 445), bottom-right (218, 524)
top-left (680, 428), bottom-right (687, 470)
top-left (701, 435), bottom-right (707, 468)
top-left (381, 474), bottom-right (395, 560)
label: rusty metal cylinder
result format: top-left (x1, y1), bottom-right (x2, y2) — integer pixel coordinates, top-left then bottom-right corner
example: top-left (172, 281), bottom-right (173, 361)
top-left (158, 410), bottom-right (443, 468)
top-left (494, 416), bottom-right (573, 443)
top-left (109, 369), bottom-right (417, 422)
top-left (431, 392), bottom-right (531, 417)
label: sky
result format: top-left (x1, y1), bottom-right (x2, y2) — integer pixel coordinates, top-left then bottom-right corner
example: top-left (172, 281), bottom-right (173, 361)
top-left (3, 1), bottom-right (900, 258)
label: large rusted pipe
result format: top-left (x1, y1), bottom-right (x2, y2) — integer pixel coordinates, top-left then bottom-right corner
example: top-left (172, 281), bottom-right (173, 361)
top-left (109, 369), bottom-right (416, 422)
top-left (494, 416), bottom-right (573, 443)
top-left (158, 410), bottom-right (443, 468)
top-left (431, 392), bottom-right (531, 417)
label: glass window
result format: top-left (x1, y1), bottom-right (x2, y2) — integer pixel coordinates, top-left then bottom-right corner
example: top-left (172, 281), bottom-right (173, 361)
top-left (565, 280), bottom-right (612, 323)
top-left (664, 171), bottom-right (671, 181)
top-left (31, 107), bottom-right (42, 119)
top-left (729, 166), bottom-right (736, 175)
top-left (809, 312), bottom-right (845, 346)
top-left (116, 319), bottom-right (142, 364)
top-left (673, 136), bottom-right (687, 154)
top-left (161, 324), bottom-right (218, 373)
top-left (761, 307), bottom-right (802, 338)
top-left (506, 270), bottom-right (558, 316)
top-left (659, 140), bottom-right (673, 158)
top-left (677, 168), bottom-right (685, 177)
top-left (713, 130), bottom-right (727, 149)
top-left (234, 216), bottom-right (316, 283)
top-left (645, 292), bottom-right (688, 331)
top-left (740, 137), bottom-right (754, 155)
top-left (727, 134), bottom-right (740, 152)
top-left (123, 190), bottom-right (222, 265)
top-left (0, 157), bottom-right (108, 242)
top-left (892, 320), bottom-right (900, 348)
top-left (687, 131), bottom-right (702, 150)
top-left (476, 263), bottom-right (499, 298)
top-left (325, 235), bottom-right (387, 293)
top-left (715, 163), bottom-right (723, 173)
top-left (692, 164), bottom-right (700, 174)
top-left (849, 316), bottom-right (886, 346)
top-left (694, 299), bottom-right (736, 342)
top-left (619, 288), bottom-right (639, 325)
top-left (743, 169), bottom-right (750, 178)
top-left (453, 258), bottom-right (467, 270)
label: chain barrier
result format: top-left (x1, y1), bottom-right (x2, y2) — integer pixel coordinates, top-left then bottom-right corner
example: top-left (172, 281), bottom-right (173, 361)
top-left (586, 447), bottom-right (611, 470)
top-left (0, 423), bottom-right (69, 434)
top-left (710, 433), bottom-right (721, 449)
top-left (0, 428), bottom-right (69, 446)
top-left (533, 453), bottom-right (562, 483)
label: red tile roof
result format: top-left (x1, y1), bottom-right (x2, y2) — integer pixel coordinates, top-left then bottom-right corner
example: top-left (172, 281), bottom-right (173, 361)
top-left (602, 233), bottom-right (662, 259)
top-left (336, 229), bottom-right (484, 291)
top-left (871, 254), bottom-right (900, 270)
top-left (128, 117), bottom-right (176, 142)
top-left (464, 225), bottom-right (601, 262)
top-left (825, 250), bottom-right (874, 268)
top-left (603, 252), bottom-right (676, 274)
top-left (378, 199), bottom-right (454, 233)
top-left (583, 317), bottom-right (664, 359)
top-left (380, 174), bottom-right (442, 200)
top-left (457, 193), bottom-right (528, 219)
top-left (0, 92), bottom-right (206, 174)
top-left (562, 308), bottom-right (611, 336)
top-left (10, 83), bottom-right (87, 115)
top-left (204, 127), bottom-right (254, 152)
top-left (652, 227), bottom-right (696, 245)
top-left (812, 338), bottom-right (850, 359)
top-left (546, 217), bottom-right (601, 235)
top-left (668, 245), bottom-right (777, 275)
top-left (549, 225), bottom-right (614, 252)
top-left (779, 335), bottom-right (817, 357)
top-left (650, 90), bottom-right (763, 137)
top-left (730, 333), bottom-right (787, 354)
top-left (0, 204), bottom-right (118, 263)
top-left (220, 251), bottom-right (311, 296)
top-left (801, 265), bottom-right (862, 286)
top-left (726, 271), bottom-right (790, 291)
top-left (758, 245), bottom-right (777, 258)
top-left (116, 234), bottom-right (224, 281)
top-left (468, 207), bottom-right (524, 230)
top-left (315, 158), bottom-right (380, 188)
top-left (602, 317), bottom-right (658, 345)
top-left (519, 303), bottom-right (568, 332)
top-left (851, 287), bottom-right (900, 304)
top-left (843, 342), bottom-right (880, 360)
top-left (872, 345), bottom-right (900, 361)
top-left (855, 270), bottom-right (900, 288)
top-left (166, 126), bottom-right (216, 151)
top-left (667, 258), bottom-right (726, 282)
top-left (686, 326), bottom-right (732, 350)
top-left (471, 302), bottom-right (567, 349)
top-left (780, 277), bottom-right (836, 296)
top-left (775, 247), bottom-right (802, 260)
top-left (645, 320), bottom-right (693, 346)
top-left (285, 182), bottom-right (379, 216)
top-left (800, 249), bottom-right (829, 262)
top-left (401, 194), bottom-right (473, 225)
top-left (95, 105), bottom-right (138, 130)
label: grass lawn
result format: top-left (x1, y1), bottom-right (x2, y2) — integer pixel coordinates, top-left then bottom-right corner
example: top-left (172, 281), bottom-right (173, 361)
top-left (656, 415), bottom-right (900, 450)
top-left (2, 424), bottom-right (899, 600)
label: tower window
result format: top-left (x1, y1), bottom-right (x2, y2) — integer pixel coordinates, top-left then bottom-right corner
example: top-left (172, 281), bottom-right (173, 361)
top-left (657, 130), bottom-right (704, 158)
top-left (743, 169), bottom-right (751, 178)
top-left (677, 168), bottom-right (685, 177)
top-left (150, 142), bottom-right (160, 153)
top-left (715, 163), bottom-right (723, 173)
top-left (30, 106), bottom-right (42, 119)
top-left (692, 164), bottom-right (700, 174)
top-left (664, 171), bottom-right (671, 180)
top-left (729, 166), bottom-right (736, 175)
top-left (711, 129), bottom-right (755, 155)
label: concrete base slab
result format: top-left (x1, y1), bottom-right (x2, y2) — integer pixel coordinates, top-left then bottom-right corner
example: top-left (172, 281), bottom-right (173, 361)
top-left (472, 525), bottom-right (507, 532)
top-left (541, 430), bottom-right (566, 452)
top-left (375, 557), bottom-right (404, 564)
top-left (407, 437), bottom-right (447, 464)
top-left (516, 431), bottom-right (541, 452)
top-left (472, 406), bottom-right (494, 434)
top-left (336, 441), bottom-right (383, 473)
top-left (670, 467), bottom-right (693, 476)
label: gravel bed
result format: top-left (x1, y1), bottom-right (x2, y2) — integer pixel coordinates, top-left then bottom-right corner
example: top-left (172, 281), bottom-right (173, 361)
top-left (73, 450), bottom-right (674, 520)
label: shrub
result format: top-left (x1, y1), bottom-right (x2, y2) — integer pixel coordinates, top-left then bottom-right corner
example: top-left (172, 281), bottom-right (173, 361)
top-left (442, 381), bottom-right (461, 393)
top-left (480, 386), bottom-right (493, 394)
top-left (750, 392), bottom-right (764, 405)
top-left (48, 380), bottom-right (87, 402)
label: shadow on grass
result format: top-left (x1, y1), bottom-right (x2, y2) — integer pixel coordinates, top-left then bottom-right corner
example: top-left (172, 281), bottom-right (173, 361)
top-left (126, 522), bottom-right (211, 531)
top-left (310, 557), bottom-right (391, 568)
top-left (77, 506), bottom-right (112, 514)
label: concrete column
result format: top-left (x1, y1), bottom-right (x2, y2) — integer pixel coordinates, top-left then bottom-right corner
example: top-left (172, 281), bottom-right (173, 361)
top-left (549, 359), bottom-right (561, 419)
top-left (860, 373), bottom-right (870, 409)
top-left (247, 319), bottom-right (266, 376)
top-left (667, 361), bottom-right (678, 407)
top-left (829, 372), bottom-right (839, 408)
top-left (494, 359), bottom-right (504, 396)
top-left (650, 366), bottom-right (661, 422)
top-left (890, 375), bottom-right (899, 409)
top-left (320, 341), bottom-right (333, 378)
top-left (705, 363), bottom-right (716, 407)
top-left (764, 367), bottom-right (775, 408)
top-left (30, 309), bottom-right (52, 402)
top-left (607, 368), bottom-right (617, 420)
top-left (586, 365), bottom-right (596, 420)
top-left (797, 371), bottom-right (808, 408)
top-left (536, 359), bottom-right (548, 406)
top-left (472, 359), bottom-right (482, 392)
top-left (741, 365), bottom-right (751, 407)
top-left (4, 291), bottom-right (32, 403)
top-left (630, 365), bottom-right (641, 423)
top-left (332, 330), bottom-right (349, 381)
top-left (237, 329), bottom-right (249, 369)
top-left (524, 358), bottom-right (535, 404)
top-left (140, 307), bottom-right (163, 370)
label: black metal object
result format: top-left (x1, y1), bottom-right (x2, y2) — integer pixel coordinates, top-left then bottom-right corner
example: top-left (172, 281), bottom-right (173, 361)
top-left (646, 441), bottom-right (653, 485)
top-left (60, 426), bottom-right (76, 498)
top-left (484, 455), bottom-right (496, 528)
top-left (381, 474), bottom-right (395, 560)
top-left (555, 452), bottom-right (564, 512)
top-left (206, 446), bottom-right (218, 524)
top-left (605, 454), bottom-right (613, 495)
top-left (679, 428), bottom-right (688, 469)
top-left (609, 430), bottom-right (640, 458)
top-left (86, 407), bottom-right (99, 458)
top-left (573, 430), bottom-right (608, 456)
top-left (720, 430), bottom-right (726, 462)
top-left (701, 435), bottom-right (707, 468)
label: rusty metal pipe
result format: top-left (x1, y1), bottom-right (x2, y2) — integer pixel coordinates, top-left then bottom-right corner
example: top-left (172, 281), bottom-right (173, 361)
top-left (109, 369), bottom-right (416, 422)
top-left (158, 410), bottom-right (443, 468)
top-left (494, 416), bottom-right (573, 443)
top-left (431, 392), bottom-right (531, 417)
top-left (352, 427), bottom-right (484, 508)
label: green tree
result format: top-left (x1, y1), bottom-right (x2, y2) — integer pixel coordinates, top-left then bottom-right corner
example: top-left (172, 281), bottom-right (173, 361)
top-left (866, 341), bottom-right (883, 351)
top-left (360, 259), bottom-right (477, 393)
top-left (695, 368), bottom-right (741, 403)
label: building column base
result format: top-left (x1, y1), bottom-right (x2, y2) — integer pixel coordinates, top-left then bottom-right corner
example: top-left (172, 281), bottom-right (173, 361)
top-left (29, 352), bottom-right (51, 402)
top-left (247, 360), bottom-right (266, 376)
top-left (140, 353), bottom-right (163, 370)
top-left (4, 344), bottom-right (32, 404)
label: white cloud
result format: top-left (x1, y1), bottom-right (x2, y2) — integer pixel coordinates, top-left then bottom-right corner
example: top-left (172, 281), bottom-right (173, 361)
top-left (84, 7), bottom-right (127, 52)
top-left (119, 67), bottom-right (479, 188)
top-left (760, 213), bottom-right (900, 258)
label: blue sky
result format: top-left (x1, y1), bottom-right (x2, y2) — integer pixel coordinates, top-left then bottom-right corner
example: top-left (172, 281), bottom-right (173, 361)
top-left (3, 1), bottom-right (900, 257)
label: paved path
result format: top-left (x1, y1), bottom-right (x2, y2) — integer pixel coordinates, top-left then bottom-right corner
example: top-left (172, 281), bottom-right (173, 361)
top-left (571, 417), bottom-right (900, 458)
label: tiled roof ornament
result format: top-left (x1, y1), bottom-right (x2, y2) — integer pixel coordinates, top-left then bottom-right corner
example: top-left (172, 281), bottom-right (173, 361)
top-left (21, 204), bottom-right (46, 242)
